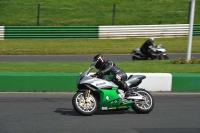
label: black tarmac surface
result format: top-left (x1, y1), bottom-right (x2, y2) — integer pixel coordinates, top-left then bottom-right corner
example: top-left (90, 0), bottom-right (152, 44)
top-left (0, 53), bottom-right (200, 133)
top-left (0, 53), bottom-right (200, 62)
top-left (0, 92), bottom-right (199, 133)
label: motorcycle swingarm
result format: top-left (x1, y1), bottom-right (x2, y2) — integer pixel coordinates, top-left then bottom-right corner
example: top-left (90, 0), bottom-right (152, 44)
top-left (127, 92), bottom-right (145, 100)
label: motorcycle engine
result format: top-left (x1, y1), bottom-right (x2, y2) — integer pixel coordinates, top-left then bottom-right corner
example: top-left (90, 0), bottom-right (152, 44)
top-left (118, 89), bottom-right (125, 99)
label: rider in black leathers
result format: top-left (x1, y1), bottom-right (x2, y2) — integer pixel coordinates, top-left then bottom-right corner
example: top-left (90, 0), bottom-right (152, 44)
top-left (140, 38), bottom-right (157, 59)
top-left (93, 54), bottom-right (131, 97)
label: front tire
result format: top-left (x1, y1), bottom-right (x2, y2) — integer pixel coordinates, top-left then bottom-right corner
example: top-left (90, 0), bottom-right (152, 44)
top-left (132, 89), bottom-right (154, 114)
top-left (72, 92), bottom-right (97, 116)
top-left (132, 54), bottom-right (140, 60)
top-left (158, 55), bottom-right (169, 60)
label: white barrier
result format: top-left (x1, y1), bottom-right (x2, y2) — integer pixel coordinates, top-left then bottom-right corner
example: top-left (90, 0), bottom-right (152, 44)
top-left (99, 24), bottom-right (189, 38)
top-left (126, 73), bottom-right (172, 91)
top-left (89, 73), bottom-right (172, 91)
top-left (0, 26), bottom-right (4, 40)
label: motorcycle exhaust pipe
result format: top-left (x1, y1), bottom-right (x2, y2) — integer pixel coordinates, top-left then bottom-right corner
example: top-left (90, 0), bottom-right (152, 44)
top-left (132, 54), bottom-right (141, 59)
top-left (127, 95), bottom-right (144, 100)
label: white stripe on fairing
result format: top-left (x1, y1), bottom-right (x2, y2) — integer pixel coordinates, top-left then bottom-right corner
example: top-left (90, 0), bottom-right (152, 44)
top-left (127, 73), bottom-right (172, 91)
top-left (0, 26), bottom-right (4, 40)
top-left (89, 73), bottom-right (172, 91)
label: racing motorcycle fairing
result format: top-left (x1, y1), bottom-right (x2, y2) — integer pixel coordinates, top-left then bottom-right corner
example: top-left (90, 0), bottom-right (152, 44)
top-left (80, 76), bottom-right (118, 89)
top-left (73, 62), bottom-right (154, 115)
top-left (95, 88), bottom-right (127, 110)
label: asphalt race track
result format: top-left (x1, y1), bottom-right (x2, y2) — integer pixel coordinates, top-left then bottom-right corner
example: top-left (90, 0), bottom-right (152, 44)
top-left (0, 53), bottom-right (200, 62)
top-left (0, 92), bottom-right (200, 133)
top-left (0, 54), bottom-right (200, 133)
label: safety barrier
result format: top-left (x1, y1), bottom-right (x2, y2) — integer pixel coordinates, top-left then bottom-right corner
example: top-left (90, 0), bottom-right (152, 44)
top-left (0, 72), bottom-right (79, 92)
top-left (172, 73), bottom-right (200, 91)
top-left (99, 24), bottom-right (190, 38)
top-left (0, 72), bottom-right (199, 92)
top-left (4, 26), bottom-right (98, 39)
top-left (0, 26), bottom-right (4, 40)
top-left (0, 24), bottom-right (200, 39)
top-left (193, 24), bottom-right (200, 36)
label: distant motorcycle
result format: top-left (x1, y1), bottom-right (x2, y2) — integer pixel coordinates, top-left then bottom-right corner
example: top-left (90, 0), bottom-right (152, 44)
top-left (131, 44), bottom-right (169, 60)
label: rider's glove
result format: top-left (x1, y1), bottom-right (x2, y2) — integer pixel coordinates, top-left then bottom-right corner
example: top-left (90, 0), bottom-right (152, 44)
top-left (90, 74), bottom-right (96, 77)
top-left (96, 71), bottom-right (104, 78)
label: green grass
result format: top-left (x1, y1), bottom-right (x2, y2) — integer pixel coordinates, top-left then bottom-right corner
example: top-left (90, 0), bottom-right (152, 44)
top-left (0, 0), bottom-right (200, 26)
top-left (0, 36), bottom-right (199, 73)
top-left (1, 0), bottom-right (200, 73)
top-left (0, 37), bottom-right (200, 54)
top-left (0, 60), bottom-right (200, 73)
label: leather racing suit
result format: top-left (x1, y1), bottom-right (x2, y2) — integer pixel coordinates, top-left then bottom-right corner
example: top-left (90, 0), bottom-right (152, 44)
top-left (140, 39), bottom-right (156, 59)
top-left (97, 60), bottom-right (130, 93)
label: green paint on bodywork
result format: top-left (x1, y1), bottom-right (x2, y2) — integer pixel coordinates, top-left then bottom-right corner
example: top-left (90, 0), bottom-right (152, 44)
top-left (95, 87), bottom-right (132, 110)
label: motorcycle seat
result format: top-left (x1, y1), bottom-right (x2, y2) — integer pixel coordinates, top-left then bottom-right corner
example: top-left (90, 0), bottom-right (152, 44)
top-left (127, 75), bottom-right (146, 80)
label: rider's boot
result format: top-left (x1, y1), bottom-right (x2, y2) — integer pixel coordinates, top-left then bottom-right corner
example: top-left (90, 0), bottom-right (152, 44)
top-left (124, 84), bottom-right (131, 98)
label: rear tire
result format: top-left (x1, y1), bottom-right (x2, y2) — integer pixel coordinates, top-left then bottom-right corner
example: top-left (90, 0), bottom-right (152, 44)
top-left (131, 89), bottom-right (154, 114)
top-left (72, 92), bottom-right (97, 116)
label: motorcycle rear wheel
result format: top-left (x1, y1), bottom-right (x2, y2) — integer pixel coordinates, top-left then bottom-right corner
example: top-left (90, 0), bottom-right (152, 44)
top-left (72, 92), bottom-right (97, 116)
top-left (131, 89), bottom-right (154, 114)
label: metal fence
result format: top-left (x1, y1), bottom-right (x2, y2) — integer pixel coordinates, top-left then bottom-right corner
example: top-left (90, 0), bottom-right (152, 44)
top-left (1, 1), bottom-right (199, 26)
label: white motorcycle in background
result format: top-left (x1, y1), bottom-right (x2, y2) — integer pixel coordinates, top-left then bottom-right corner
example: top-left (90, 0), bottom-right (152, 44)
top-left (131, 44), bottom-right (169, 60)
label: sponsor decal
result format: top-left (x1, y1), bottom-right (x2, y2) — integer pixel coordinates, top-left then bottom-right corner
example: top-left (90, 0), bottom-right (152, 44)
top-left (108, 107), bottom-right (116, 110)
top-left (96, 82), bottom-right (106, 86)
top-left (101, 107), bottom-right (108, 110)
top-left (106, 96), bottom-right (109, 100)
top-left (118, 106), bottom-right (127, 108)
top-left (110, 100), bottom-right (118, 104)
top-left (116, 74), bottom-right (121, 80)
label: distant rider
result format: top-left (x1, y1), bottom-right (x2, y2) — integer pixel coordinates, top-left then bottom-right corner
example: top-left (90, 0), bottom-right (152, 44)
top-left (140, 38), bottom-right (157, 59)
top-left (93, 54), bottom-right (131, 97)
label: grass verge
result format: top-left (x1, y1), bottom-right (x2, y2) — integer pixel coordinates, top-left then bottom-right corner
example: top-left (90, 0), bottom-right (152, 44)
top-left (0, 0), bottom-right (199, 26)
top-left (0, 60), bottom-right (200, 73)
top-left (0, 37), bottom-right (200, 54)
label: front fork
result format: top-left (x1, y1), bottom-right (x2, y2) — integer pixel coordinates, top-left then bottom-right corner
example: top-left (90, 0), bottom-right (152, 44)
top-left (83, 89), bottom-right (92, 103)
top-left (159, 54), bottom-right (166, 60)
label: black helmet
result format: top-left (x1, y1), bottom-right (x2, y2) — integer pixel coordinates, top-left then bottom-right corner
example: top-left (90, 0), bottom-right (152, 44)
top-left (93, 54), bottom-right (105, 69)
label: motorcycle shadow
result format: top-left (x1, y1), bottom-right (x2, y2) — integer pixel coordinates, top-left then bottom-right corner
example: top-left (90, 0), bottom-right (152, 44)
top-left (95, 110), bottom-right (136, 115)
top-left (54, 108), bottom-right (79, 116)
top-left (54, 108), bottom-right (136, 116)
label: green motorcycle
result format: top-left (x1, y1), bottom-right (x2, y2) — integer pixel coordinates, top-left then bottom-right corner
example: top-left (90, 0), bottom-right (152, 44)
top-left (72, 62), bottom-right (154, 116)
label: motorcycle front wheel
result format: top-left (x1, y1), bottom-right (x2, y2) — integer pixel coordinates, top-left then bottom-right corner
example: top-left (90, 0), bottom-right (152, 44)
top-left (72, 92), bottom-right (97, 116)
top-left (158, 55), bottom-right (169, 60)
top-left (132, 89), bottom-right (154, 114)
